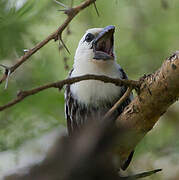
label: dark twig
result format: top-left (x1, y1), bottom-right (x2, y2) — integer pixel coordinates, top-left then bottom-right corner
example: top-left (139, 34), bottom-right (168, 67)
top-left (0, 0), bottom-right (97, 85)
top-left (93, 2), bottom-right (100, 16)
top-left (0, 74), bottom-right (139, 112)
top-left (58, 26), bottom-right (71, 69)
top-left (104, 87), bottom-right (133, 119)
top-left (59, 35), bottom-right (71, 54)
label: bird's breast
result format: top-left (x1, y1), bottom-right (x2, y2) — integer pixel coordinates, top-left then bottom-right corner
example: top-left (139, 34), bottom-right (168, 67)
top-left (70, 62), bottom-right (123, 107)
top-left (71, 80), bottom-right (122, 106)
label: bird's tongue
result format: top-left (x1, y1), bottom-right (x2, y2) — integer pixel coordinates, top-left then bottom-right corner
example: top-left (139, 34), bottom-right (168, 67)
top-left (96, 38), bottom-right (112, 55)
top-left (93, 25), bottom-right (114, 60)
top-left (105, 39), bottom-right (112, 54)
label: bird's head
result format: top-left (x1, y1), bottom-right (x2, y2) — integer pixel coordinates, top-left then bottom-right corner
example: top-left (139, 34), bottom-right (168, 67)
top-left (74, 25), bottom-right (115, 63)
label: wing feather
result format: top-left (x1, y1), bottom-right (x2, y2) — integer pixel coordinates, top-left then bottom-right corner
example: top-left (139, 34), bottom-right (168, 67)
top-left (117, 67), bottom-right (134, 170)
top-left (116, 67), bottom-right (133, 114)
top-left (65, 69), bottom-right (87, 135)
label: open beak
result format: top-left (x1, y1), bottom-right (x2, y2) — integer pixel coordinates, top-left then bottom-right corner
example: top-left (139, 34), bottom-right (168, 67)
top-left (93, 25), bottom-right (115, 60)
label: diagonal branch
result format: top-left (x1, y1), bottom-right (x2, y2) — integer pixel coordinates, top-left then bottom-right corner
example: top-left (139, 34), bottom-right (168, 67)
top-left (114, 51), bottom-right (179, 167)
top-left (104, 87), bottom-right (133, 119)
top-left (0, 75), bottom-right (139, 111)
top-left (0, 0), bottom-right (97, 85)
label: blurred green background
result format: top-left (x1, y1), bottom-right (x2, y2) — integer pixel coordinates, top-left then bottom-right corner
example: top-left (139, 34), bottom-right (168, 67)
top-left (0, 0), bottom-right (179, 179)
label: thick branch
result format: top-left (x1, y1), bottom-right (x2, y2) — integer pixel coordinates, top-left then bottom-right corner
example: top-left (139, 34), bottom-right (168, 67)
top-left (0, 0), bottom-right (96, 84)
top-left (114, 51), bottom-right (179, 166)
top-left (0, 75), bottom-right (138, 111)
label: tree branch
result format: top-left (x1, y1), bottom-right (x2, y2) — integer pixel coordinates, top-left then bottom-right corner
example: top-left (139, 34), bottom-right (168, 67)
top-left (104, 87), bottom-right (133, 119)
top-left (114, 51), bottom-right (179, 166)
top-left (0, 75), bottom-right (139, 111)
top-left (0, 0), bottom-right (97, 85)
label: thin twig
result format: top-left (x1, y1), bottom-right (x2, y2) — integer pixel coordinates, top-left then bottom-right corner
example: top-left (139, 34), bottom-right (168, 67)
top-left (0, 74), bottom-right (139, 112)
top-left (53, 0), bottom-right (69, 8)
top-left (104, 87), bottom-right (133, 119)
top-left (59, 35), bottom-right (71, 54)
top-left (93, 2), bottom-right (99, 16)
top-left (0, 0), bottom-right (96, 85)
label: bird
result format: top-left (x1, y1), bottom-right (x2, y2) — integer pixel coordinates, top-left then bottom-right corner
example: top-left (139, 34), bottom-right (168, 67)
top-left (65, 25), bottom-right (133, 170)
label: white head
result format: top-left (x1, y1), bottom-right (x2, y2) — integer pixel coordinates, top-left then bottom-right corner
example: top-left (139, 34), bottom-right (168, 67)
top-left (74, 25), bottom-right (116, 65)
top-left (71, 26), bottom-right (123, 106)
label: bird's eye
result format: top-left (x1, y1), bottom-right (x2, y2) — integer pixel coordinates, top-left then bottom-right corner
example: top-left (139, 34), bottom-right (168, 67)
top-left (85, 33), bottom-right (95, 42)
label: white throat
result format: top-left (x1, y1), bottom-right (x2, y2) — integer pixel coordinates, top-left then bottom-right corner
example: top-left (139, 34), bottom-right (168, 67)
top-left (70, 58), bottom-right (123, 107)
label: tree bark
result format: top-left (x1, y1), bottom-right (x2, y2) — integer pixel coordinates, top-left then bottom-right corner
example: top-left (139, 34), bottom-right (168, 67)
top-left (115, 51), bottom-right (179, 165)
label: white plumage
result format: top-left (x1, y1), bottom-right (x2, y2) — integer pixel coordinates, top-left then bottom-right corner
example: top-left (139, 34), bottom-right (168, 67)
top-left (70, 28), bottom-right (124, 106)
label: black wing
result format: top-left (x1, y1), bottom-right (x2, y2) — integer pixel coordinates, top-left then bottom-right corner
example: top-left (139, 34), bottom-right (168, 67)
top-left (65, 69), bottom-right (89, 135)
top-left (65, 69), bottom-right (77, 135)
top-left (116, 67), bottom-right (133, 114)
top-left (118, 67), bottom-right (134, 171)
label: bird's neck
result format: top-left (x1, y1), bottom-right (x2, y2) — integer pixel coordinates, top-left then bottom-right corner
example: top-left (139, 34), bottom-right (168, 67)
top-left (70, 59), bottom-right (123, 107)
top-left (73, 55), bottom-right (118, 74)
